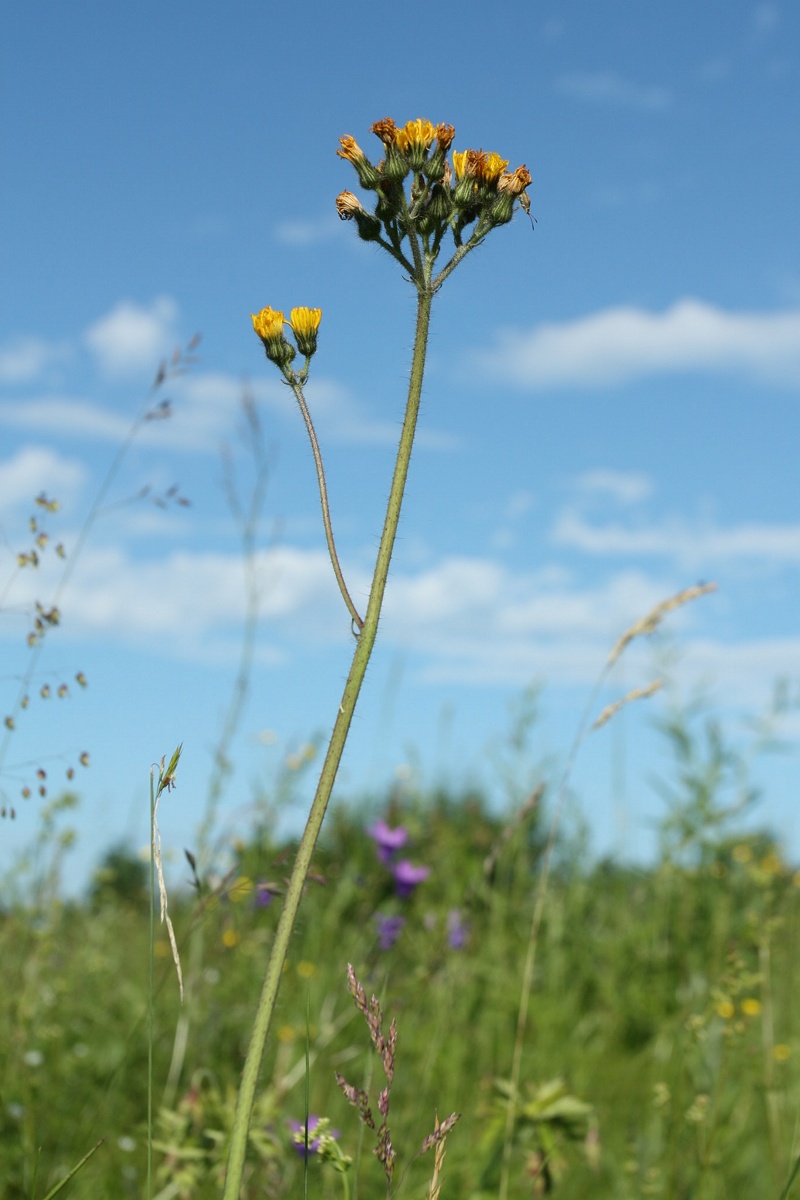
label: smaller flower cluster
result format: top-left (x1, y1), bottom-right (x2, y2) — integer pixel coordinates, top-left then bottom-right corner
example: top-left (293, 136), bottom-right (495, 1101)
top-left (335, 117), bottom-right (532, 260)
top-left (251, 306), bottom-right (322, 378)
top-left (368, 818), bottom-right (430, 949)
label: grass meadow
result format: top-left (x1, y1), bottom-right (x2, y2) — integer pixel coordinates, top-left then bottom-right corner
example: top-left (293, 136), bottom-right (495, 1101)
top-left (3, 724), bottom-right (800, 1199)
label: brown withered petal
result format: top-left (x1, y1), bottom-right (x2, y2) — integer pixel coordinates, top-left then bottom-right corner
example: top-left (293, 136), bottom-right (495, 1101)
top-left (337, 134), bottom-right (364, 163)
top-left (371, 117), bottom-right (398, 145)
top-left (435, 122), bottom-right (456, 151)
top-left (497, 165), bottom-right (533, 196)
top-left (335, 190), bottom-right (365, 219)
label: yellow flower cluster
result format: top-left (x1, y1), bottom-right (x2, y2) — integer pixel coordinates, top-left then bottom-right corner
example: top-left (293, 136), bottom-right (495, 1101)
top-left (334, 116), bottom-right (532, 247)
top-left (251, 306), bottom-right (322, 369)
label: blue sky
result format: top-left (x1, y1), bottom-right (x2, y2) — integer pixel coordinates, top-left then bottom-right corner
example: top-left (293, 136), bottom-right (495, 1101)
top-left (2, 0), bottom-right (800, 889)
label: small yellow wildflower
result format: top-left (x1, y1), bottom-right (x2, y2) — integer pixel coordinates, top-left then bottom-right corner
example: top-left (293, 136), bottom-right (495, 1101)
top-left (251, 307), bottom-right (285, 342)
top-left (716, 999), bottom-right (735, 1020)
top-left (277, 1025), bottom-right (296, 1043)
top-left (222, 928), bottom-right (240, 949)
top-left (761, 851), bottom-right (783, 875)
top-left (452, 149), bottom-right (469, 179)
top-left (228, 876), bottom-right (253, 903)
top-left (395, 118), bottom-right (436, 153)
top-left (773, 1043), bottom-right (791, 1062)
top-left (481, 152), bottom-right (510, 183)
top-left (741, 997), bottom-right (762, 1018)
top-left (290, 308), bottom-right (321, 337)
top-left (297, 960), bottom-right (317, 979)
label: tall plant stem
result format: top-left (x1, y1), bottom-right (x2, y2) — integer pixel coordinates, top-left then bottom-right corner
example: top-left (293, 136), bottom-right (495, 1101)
top-left (289, 379), bottom-right (364, 632)
top-left (222, 286), bottom-right (433, 1200)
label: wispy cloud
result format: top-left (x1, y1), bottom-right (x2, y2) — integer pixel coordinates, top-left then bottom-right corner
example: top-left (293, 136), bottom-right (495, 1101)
top-left (555, 70), bottom-right (672, 110)
top-left (273, 214), bottom-right (342, 247)
top-left (573, 469), bottom-right (654, 505)
top-left (0, 446), bottom-right (86, 510)
top-left (554, 511), bottom-right (800, 566)
top-left (0, 336), bottom-right (72, 385)
top-left (84, 297), bottom-right (180, 377)
top-left (475, 299), bottom-right (800, 390)
top-left (5, 533), bottom-right (791, 704)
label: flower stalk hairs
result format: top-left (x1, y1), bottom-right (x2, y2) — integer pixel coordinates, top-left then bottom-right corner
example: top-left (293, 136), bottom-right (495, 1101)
top-left (226, 119), bottom-right (531, 1200)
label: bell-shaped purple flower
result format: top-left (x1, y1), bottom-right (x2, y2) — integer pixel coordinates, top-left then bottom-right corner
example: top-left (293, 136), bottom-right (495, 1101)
top-left (368, 819), bottom-right (409, 865)
top-left (375, 913), bottom-right (406, 949)
top-left (392, 860), bottom-right (430, 899)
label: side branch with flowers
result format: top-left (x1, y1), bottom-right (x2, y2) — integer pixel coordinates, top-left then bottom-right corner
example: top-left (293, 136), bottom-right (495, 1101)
top-left (224, 117), bottom-right (531, 1199)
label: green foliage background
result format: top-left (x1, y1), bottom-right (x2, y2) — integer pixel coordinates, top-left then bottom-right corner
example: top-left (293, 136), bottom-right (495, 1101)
top-left (3, 718), bottom-right (800, 1199)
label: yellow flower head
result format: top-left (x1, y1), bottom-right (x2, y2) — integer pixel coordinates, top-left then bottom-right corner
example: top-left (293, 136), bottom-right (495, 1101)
top-left (452, 149), bottom-right (469, 179)
top-left (251, 307), bottom-right (285, 342)
top-left (481, 152), bottom-right (510, 183)
top-left (741, 997), bottom-right (762, 1018)
top-left (716, 999), bottom-right (735, 1020)
top-left (289, 307), bottom-right (322, 338)
top-left (290, 307), bottom-right (322, 358)
top-left (337, 135), bottom-right (365, 164)
top-left (396, 118), bottom-right (436, 153)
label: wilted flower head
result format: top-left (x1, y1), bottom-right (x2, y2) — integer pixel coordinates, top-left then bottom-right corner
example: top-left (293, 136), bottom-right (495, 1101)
top-left (368, 819), bottom-right (408, 864)
top-left (392, 860), bottom-right (430, 899)
top-left (375, 913), bottom-right (405, 950)
top-left (337, 134), bottom-right (365, 164)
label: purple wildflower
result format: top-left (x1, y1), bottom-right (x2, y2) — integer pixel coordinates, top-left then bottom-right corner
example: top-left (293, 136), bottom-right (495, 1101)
top-left (254, 882), bottom-right (276, 908)
top-left (288, 1116), bottom-right (339, 1157)
top-left (375, 913), bottom-right (406, 950)
top-left (447, 908), bottom-right (469, 950)
top-left (368, 819), bottom-right (408, 865)
top-left (392, 860), bottom-right (430, 899)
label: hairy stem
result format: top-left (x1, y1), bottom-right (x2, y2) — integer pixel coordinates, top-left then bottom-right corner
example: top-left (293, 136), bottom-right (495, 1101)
top-left (222, 286), bottom-right (433, 1200)
top-left (289, 379), bottom-right (364, 632)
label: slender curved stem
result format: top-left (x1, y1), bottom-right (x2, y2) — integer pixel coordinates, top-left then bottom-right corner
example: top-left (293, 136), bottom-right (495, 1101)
top-left (289, 379), bottom-right (364, 633)
top-left (222, 286), bottom-right (433, 1200)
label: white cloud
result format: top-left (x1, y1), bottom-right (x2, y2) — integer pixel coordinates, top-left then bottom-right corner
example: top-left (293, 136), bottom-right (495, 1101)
top-left (573, 470), bottom-right (654, 505)
top-left (0, 336), bottom-right (71, 385)
top-left (4, 532), bottom-right (791, 705)
top-left (476, 299), bottom-right (800, 390)
top-left (0, 396), bottom-right (139, 442)
top-left (553, 511), bottom-right (800, 566)
top-left (274, 214), bottom-right (342, 246)
top-left (555, 71), bottom-right (672, 110)
top-left (85, 297), bottom-right (180, 376)
top-left (0, 446), bottom-right (86, 509)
